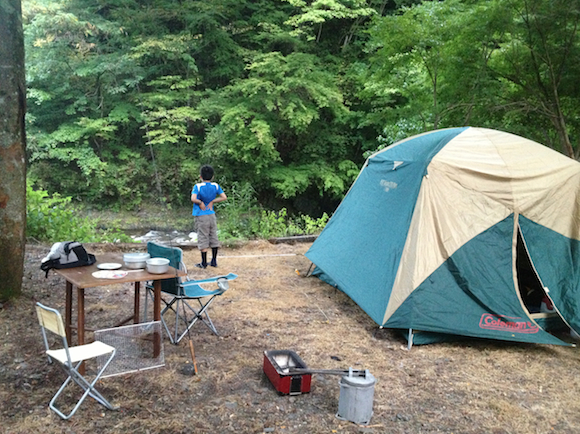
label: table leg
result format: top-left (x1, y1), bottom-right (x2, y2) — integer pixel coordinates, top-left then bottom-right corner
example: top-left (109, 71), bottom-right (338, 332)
top-left (77, 287), bottom-right (86, 375)
top-left (134, 281), bottom-right (140, 324)
top-left (153, 280), bottom-right (161, 357)
top-left (65, 281), bottom-right (73, 343)
top-left (77, 287), bottom-right (85, 346)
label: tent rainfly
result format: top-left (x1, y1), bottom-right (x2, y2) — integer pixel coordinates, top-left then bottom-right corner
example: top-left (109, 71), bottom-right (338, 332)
top-left (306, 127), bottom-right (580, 346)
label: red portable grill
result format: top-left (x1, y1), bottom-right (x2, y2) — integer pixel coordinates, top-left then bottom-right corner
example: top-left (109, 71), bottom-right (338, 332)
top-left (263, 350), bottom-right (312, 395)
top-left (263, 350), bottom-right (369, 396)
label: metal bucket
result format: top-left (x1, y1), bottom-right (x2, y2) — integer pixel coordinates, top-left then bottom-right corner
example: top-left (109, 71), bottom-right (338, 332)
top-left (336, 368), bottom-right (376, 425)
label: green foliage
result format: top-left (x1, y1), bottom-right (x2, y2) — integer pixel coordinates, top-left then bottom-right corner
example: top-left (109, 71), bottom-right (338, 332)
top-left (284, 0), bottom-right (376, 44)
top-left (24, 0), bottom-right (153, 208)
top-left (199, 50), bottom-right (359, 202)
top-left (23, 0), bottom-right (378, 214)
top-left (364, 0), bottom-right (580, 156)
top-left (484, 0), bottom-right (580, 157)
top-left (266, 160), bottom-right (358, 200)
top-left (216, 181), bottom-right (261, 241)
top-left (364, 118), bottom-right (425, 158)
top-left (365, 0), bottom-right (487, 131)
top-left (23, 0), bottom-right (580, 219)
top-left (300, 212), bottom-right (329, 235)
top-left (251, 208), bottom-right (292, 239)
top-left (26, 183), bottom-right (133, 243)
top-left (217, 182), bottom-right (329, 241)
top-left (248, 208), bottom-right (329, 239)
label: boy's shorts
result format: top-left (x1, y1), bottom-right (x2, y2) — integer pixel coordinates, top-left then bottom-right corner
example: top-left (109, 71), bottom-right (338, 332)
top-left (195, 214), bottom-right (219, 250)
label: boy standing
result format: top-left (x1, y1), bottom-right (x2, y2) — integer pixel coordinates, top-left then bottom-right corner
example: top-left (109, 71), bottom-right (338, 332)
top-left (191, 165), bottom-right (227, 268)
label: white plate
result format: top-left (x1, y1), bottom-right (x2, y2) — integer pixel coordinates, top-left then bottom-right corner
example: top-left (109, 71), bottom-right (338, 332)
top-left (97, 262), bottom-right (122, 270)
top-left (92, 270), bottom-right (128, 279)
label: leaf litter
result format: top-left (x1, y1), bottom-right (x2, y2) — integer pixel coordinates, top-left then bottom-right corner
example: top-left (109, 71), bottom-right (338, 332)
top-left (1, 240), bottom-right (580, 433)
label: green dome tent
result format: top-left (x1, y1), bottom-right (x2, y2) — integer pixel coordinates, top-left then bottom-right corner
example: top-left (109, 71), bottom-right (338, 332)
top-left (306, 127), bottom-right (580, 346)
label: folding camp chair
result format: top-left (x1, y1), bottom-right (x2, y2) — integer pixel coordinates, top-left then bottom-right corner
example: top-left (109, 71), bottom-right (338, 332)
top-left (145, 242), bottom-right (238, 344)
top-left (35, 302), bottom-right (117, 419)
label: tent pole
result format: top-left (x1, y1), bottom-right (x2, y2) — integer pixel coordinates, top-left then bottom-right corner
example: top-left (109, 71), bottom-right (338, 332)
top-left (407, 329), bottom-right (413, 350)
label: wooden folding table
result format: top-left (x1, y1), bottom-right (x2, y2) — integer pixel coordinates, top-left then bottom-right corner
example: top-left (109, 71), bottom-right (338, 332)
top-left (54, 253), bottom-right (186, 372)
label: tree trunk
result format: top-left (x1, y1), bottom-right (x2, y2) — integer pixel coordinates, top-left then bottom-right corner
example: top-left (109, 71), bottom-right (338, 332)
top-left (0, 0), bottom-right (26, 302)
top-left (550, 86), bottom-right (575, 158)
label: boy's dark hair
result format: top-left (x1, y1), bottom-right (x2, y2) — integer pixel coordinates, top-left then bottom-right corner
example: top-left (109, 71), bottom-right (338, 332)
top-left (200, 165), bottom-right (214, 181)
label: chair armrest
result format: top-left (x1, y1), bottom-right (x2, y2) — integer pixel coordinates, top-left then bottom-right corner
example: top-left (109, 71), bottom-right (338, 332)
top-left (180, 261), bottom-right (190, 282)
top-left (190, 273), bottom-right (238, 284)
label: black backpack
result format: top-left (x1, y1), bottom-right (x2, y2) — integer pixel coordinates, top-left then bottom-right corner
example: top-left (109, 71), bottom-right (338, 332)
top-left (40, 241), bottom-right (97, 277)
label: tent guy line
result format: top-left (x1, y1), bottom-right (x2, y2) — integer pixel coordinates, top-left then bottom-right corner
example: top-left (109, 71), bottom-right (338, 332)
top-left (219, 254), bottom-right (297, 258)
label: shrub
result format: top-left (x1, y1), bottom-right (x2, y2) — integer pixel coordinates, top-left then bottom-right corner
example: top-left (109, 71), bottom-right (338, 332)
top-left (250, 209), bottom-right (329, 239)
top-left (217, 181), bottom-right (261, 242)
top-left (26, 182), bottom-right (133, 243)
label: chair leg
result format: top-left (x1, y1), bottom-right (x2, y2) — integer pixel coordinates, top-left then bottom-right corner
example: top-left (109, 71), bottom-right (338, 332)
top-left (174, 297), bottom-right (220, 344)
top-left (159, 298), bottom-right (180, 344)
top-left (143, 287), bottom-right (157, 322)
top-left (156, 297), bottom-right (184, 344)
top-left (49, 352), bottom-right (117, 419)
top-left (147, 289), bottom-right (179, 344)
top-left (174, 299), bottom-right (182, 344)
top-left (175, 299), bottom-right (201, 344)
top-left (69, 364), bottom-right (117, 409)
top-left (166, 298), bottom-right (193, 344)
top-left (159, 296), bottom-right (223, 344)
top-left (193, 297), bottom-right (220, 336)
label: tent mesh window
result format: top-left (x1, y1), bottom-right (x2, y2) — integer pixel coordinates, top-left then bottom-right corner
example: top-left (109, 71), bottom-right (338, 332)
top-left (95, 321), bottom-right (165, 377)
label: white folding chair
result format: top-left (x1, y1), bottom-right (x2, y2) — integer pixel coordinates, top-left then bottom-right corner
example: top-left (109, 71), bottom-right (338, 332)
top-left (36, 302), bottom-right (118, 419)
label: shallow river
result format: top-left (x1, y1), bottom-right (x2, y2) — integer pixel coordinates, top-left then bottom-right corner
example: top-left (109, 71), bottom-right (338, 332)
top-left (126, 229), bottom-right (198, 246)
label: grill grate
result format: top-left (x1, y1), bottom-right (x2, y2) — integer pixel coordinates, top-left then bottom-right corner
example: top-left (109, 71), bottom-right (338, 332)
top-left (95, 321), bottom-right (165, 377)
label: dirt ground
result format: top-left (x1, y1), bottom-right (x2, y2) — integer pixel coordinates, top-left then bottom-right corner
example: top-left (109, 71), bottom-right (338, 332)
top-left (2, 240), bottom-right (580, 434)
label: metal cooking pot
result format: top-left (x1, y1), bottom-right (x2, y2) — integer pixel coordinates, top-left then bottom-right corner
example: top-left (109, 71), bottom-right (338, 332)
top-left (146, 257), bottom-right (170, 274)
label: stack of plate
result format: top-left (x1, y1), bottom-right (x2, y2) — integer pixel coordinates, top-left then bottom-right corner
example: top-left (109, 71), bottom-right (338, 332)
top-left (123, 252), bottom-right (151, 269)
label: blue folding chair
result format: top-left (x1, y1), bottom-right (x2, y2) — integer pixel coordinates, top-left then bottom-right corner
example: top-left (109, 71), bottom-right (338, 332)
top-left (145, 242), bottom-right (238, 344)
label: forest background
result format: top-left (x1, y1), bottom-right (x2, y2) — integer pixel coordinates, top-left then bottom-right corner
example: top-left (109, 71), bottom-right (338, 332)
top-left (23, 0), bottom-right (580, 241)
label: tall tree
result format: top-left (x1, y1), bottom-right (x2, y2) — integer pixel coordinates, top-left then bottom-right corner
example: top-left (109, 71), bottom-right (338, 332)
top-left (0, 0), bottom-right (27, 301)
top-left (364, 0), bottom-right (580, 157)
top-left (365, 0), bottom-right (502, 138)
top-left (197, 51), bottom-right (359, 209)
top-left (488, 0), bottom-right (580, 158)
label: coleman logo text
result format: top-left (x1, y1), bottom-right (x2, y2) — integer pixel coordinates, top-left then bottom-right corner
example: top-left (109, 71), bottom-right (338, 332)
top-left (479, 314), bottom-right (539, 334)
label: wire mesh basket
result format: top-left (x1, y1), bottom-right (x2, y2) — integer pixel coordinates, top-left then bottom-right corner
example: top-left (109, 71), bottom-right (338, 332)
top-left (95, 321), bottom-right (165, 377)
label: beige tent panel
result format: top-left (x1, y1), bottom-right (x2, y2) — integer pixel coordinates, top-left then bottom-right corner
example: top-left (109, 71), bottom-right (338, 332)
top-left (439, 128), bottom-right (580, 241)
top-left (383, 127), bottom-right (580, 323)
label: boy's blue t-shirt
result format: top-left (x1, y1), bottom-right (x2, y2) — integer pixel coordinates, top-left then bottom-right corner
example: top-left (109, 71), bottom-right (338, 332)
top-left (192, 182), bottom-right (224, 216)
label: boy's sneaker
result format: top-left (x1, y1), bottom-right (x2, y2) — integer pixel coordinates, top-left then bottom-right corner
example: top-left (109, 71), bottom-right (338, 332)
top-left (209, 262), bottom-right (217, 267)
top-left (195, 263), bottom-right (207, 269)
